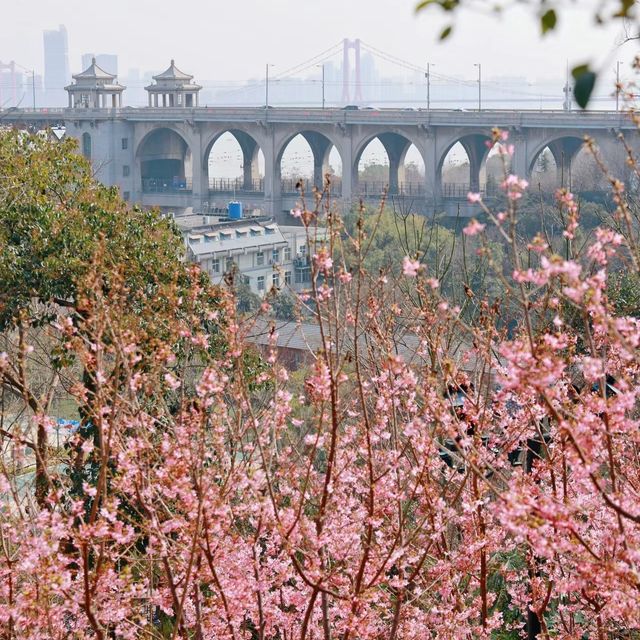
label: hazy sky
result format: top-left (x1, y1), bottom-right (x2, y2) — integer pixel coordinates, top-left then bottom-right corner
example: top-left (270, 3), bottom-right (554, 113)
top-left (1, 0), bottom-right (637, 87)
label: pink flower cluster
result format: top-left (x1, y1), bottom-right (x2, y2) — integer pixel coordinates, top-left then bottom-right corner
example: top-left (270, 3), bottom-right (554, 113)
top-left (501, 174), bottom-right (529, 200)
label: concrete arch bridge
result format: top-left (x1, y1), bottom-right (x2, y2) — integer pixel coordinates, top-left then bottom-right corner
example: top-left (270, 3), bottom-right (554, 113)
top-left (4, 107), bottom-right (637, 217)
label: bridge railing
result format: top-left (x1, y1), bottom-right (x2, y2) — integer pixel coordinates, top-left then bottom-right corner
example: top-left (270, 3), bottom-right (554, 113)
top-left (142, 177), bottom-right (192, 193)
top-left (355, 181), bottom-right (427, 197)
top-left (281, 178), bottom-right (343, 196)
top-left (441, 183), bottom-right (501, 199)
top-left (209, 178), bottom-right (264, 193)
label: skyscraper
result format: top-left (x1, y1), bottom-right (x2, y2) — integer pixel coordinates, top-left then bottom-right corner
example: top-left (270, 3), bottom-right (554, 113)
top-left (43, 25), bottom-right (69, 107)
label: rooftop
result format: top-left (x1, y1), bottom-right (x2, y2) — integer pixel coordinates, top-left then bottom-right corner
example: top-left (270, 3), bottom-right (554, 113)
top-left (172, 212), bottom-right (270, 233)
top-left (153, 60), bottom-right (194, 82)
top-left (246, 319), bottom-right (498, 375)
top-left (73, 58), bottom-right (116, 81)
top-left (187, 223), bottom-right (288, 257)
top-left (146, 60), bottom-right (202, 92)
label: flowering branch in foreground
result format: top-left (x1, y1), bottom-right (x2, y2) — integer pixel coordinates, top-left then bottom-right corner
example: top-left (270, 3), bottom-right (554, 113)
top-left (1, 131), bottom-right (640, 639)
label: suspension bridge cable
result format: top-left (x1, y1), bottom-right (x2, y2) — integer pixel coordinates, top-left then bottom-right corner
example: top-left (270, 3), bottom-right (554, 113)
top-left (272, 42), bottom-right (343, 80)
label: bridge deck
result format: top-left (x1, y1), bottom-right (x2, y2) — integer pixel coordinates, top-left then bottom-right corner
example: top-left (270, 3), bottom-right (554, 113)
top-left (1, 106), bottom-right (635, 130)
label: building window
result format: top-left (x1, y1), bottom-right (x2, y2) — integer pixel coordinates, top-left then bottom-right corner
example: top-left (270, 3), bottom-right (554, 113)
top-left (272, 248), bottom-right (280, 263)
top-left (299, 243), bottom-right (307, 256)
top-left (121, 138), bottom-right (128, 150)
top-left (225, 257), bottom-right (234, 272)
top-left (257, 276), bottom-right (265, 292)
top-left (256, 251), bottom-right (264, 266)
top-left (123, 191), bottom-right (130, 201)
top-left (284, 246), bottom-right (292, 261)
top-left (212, 258), bottom-right (220, 273)
top-left (272, 273), bottom-right (280, 288)
top-left (284, 271), bottom-right (292, 285)
top-left (295, 269), bottom-right (311, 284)
top-left (122, 165), bottom-right (130, 177)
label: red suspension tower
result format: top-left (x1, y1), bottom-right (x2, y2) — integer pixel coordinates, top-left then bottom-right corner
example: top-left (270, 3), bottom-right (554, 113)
top-left (342, 39), bottom-right (363, 105)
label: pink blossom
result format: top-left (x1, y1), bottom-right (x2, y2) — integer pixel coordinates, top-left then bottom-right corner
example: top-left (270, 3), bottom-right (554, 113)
top-left (402, 256), bottom-right (421, 277)
top-left (164, 372), bottom-right (181, 390)
top-left (313, 247), bottom-right (333, 273)
top-left (502, 174), bottom-right (528, 200)
top-left (467, 191), bottom-right (482, 203)
top-left (463, 219), bottom-right (486, 236)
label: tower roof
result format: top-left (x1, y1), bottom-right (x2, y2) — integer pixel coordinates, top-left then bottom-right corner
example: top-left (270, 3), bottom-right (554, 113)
top-left (73, 57), bottom-right (116, 81)
top-left (153, 60), bottom-right (193, 82)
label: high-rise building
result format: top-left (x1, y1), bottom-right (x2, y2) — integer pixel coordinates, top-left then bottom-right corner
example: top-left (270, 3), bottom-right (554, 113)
top-left (81, 53), bottom-right (118, 77)
top-left (43, 25), bottom-right (69, 107)
top-left (0, 60), bottom-right (20, 108)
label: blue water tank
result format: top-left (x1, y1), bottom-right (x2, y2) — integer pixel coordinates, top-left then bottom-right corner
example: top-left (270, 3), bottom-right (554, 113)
top-left (228, 201), bottom-right (243, 220)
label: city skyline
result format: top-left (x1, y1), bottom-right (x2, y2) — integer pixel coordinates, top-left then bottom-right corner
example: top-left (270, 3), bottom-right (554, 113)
top-left (1, 0), bottom-right (636, 93)
top-left (1, 31), bottom-right (631, 111)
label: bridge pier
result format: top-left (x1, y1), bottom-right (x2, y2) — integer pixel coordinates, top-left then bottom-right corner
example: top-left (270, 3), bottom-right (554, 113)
top-left (263, 134), bottom-right (281, 216)
top-left (228, 131), bottom-right (261, 191)
top-left (463, 135), bottom-right (490, 193)
top-left (191, 130), bottom-right (206, 212)
top-left (377, 133), bottom-right (411, 195)
top-left (547, 138), bottom-right (582, 188)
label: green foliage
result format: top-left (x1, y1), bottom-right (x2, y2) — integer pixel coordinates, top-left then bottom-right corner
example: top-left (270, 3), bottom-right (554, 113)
top-left (359, 163), bottom-right (389, 183)
top-left (269, 290), bottom-right (297, 320)
top-left (512, 193), bottom-right (609, 241)
top-left (540, 8), bottom-right (557, 33)
top-left (414, 0), bottom-right (636, 28)
top-left (342, 206), bottom-right (455, 277)
top-left (572, 64), bottom-right (597, 109)
top-left (235, 279), bottom-right (262, 314)
top-left (0, 130), bottom-right (232, 507)
top-left (608, 270), bottom-right (640, 317)
top-left (0, 130), bottom-right (185, 331)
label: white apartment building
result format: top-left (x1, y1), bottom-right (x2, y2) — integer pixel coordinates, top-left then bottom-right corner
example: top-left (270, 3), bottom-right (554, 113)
top-left (180, 215), bottom-right (326, 296)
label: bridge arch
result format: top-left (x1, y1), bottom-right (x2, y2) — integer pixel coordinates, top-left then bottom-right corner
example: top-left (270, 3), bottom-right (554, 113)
top-left (274, 130), bottom-right (345, 197)
top-left (204, 129), bottom-right (265, 195)
top-left (136, 126), bottom-right (193, 194)
top-left (528, 136), bottom-right (584, 189)
top-left (436, 132), bottom-right (492, 197)
top-left (353, 130), bottom-right (426, 196)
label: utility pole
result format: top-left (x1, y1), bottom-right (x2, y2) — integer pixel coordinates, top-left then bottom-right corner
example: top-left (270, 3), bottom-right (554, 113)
top-left (474, 63), bottom-right (482, 111)
top-left (616, 61), bottom-right (622, 111)
top-left (425, 62), bottom-right (434, 111)
top-left (265, 63), bottom-right (276, 109)
top-left (31, 69), bottom-right (35, 109)
top-left (563, 61), bottom-right (572, 111)
top-left (265, 63), bottom-right (270, 109)
top-left (317, 64), bottom-right (325, 108)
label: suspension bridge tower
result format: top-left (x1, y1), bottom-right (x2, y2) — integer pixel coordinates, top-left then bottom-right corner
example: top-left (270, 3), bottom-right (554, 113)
top-left (342, 39), bottom-right (363, 105)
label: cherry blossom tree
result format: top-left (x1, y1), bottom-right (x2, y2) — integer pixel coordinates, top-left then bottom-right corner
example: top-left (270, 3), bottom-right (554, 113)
top-left (1, 129), bottom-right (639, 639)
